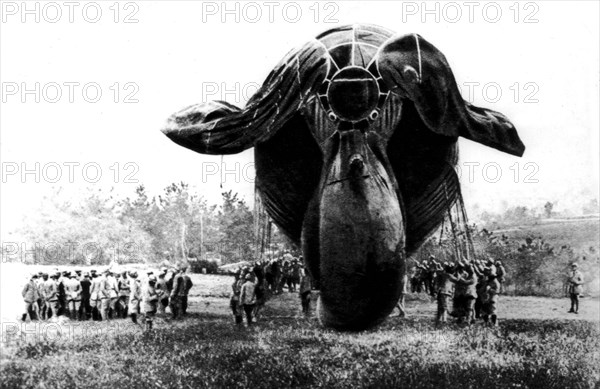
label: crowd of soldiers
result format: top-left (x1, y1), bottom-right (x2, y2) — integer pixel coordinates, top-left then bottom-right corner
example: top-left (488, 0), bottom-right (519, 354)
top-left (229, 252), bottom-right (312, 326)
top-left (21, 252), bottom-right (586, 331)
top-left (21, 264), bottom-right (193, 330)
top-left (408, 255), bottom-right (506, 326)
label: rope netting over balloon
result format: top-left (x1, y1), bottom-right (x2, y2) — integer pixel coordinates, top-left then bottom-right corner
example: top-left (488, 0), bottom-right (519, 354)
top-left (412, 184), bottom-right (478, 265)
top-left (254, 188), bottom-right (273, 262)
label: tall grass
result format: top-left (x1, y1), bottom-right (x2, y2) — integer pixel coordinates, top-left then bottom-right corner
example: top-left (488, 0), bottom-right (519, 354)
top-left (2, 312), bottom-right (598, 389)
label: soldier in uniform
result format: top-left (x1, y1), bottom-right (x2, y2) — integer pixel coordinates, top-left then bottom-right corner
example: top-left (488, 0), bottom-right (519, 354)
top-left (230, 271), bottom-right (243, 324)
top-left (473, 260), bottom-right (487, 320)
top-left (22, 274), bottom-right (40, 321)
top-left (568, 263), bottom-right (584, 314)
top-left (65, 273), bottom-right (82, 320)
top-left (117, 271), bottom-right (130, 318)
top-left (495, 260), bottom-right (506, 293)
top-left (455, 264), bottom-right (478, 325)
top-left (106, 270), bottom-right (119, 318)
top-left (240, 273), bottom-right (257, 325)
top-left (128, 271), bottom-right (141, 324)
top-left (89, 271), bottom-right (102, 320)
top-left (182, 268), bottom-right (193, 315)
top-left (99, 270), bottom-right (112, 321)
top-left (482, 267), bottom-right (501, 326)
top-left (298, 267), bottom-right (312, 315)
top-left (425, 256), bottom-right (439, 297)
top-left (44, 273), bottom-right (60, 319)
top-left (435, 263), bottom-right (459, 325)
top-left (57, 271), bottom-right (69, 317)
top-left (396, 272), bottom-right (408, 318)
top-left (156, 270), bottom-right (169, 315)
top-left (79, 272), bottom-right (91, 320)
top-left (169, 266), bottom-right (186, 319)
top-left (142, 275), bottom-right (159, 331)
top-left (38, 273), bottom-right (49, 320)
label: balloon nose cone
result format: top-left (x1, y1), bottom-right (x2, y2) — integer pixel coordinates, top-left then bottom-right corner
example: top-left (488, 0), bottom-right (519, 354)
top-left (349, 154), bottom-right (364, 174)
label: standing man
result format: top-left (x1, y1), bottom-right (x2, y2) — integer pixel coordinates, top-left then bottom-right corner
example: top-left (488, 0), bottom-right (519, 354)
top-left (290, 259), bottom-right (300, 292)
top-left (454, 265), bottom-right (477, 325)
top-left (568, 263), bottom-right (584, 314)
top-left (128, 271), bottom-right (141, 324)
top-left (240, 273), bottom-right (257, 325)
top-left (156, 270), bottom-right (169, 315)
top-left (495, 260), bottom-right (506, 293)
top-left (230, 271), bottom-right (243, 324)
top-left (396, 271), bottom-right (408, 318)
top-left (22, 274), bottom-right (40, 321)
top-left (117, 271), bottom-right (130, 318)
top-left (482, 267), bottom-right (501, 326)
top-left (79, 272), bottom-right (92, 320)
top-left (89, 271), bottom-right (103, 320)
top-left (57, 271), bottom-right (68, 317)
top-left (106, 270), bottom-right (119, 318)
top-left (182, 268), bottom-right (193, 316)
top-left (44, 273), bottom-right (60, 320)
top-left (435, 263), bottom-right (458, 326)
top-left (38, 273), bottom-right (49, 320)
top-left (169, 266), bottom-right (185, 319)
top-left (298, 268), bottom-right (312, 315)
top-left (99, 270), bottom-right (112, 321)
top-left (65, 273), bottom-right (82, 320)
top-left (142, 275), bottom-right (159, 330)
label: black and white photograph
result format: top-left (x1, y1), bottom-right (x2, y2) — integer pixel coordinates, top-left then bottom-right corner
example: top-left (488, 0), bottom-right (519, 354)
top-left (1, 1), bottom-right (599, 388)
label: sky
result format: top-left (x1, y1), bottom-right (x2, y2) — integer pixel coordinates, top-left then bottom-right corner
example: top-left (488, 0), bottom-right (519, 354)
top-left (1, 0), bottom-right (599, 238)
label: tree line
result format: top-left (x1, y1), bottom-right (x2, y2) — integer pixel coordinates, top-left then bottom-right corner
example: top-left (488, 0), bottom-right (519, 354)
top-left (8, 183), bottom-right (289, 266)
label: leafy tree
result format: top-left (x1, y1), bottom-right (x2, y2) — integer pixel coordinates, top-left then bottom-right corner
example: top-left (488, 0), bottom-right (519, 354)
top-left (15, 187), bottom-right (152, 265)
top-left (216, 190), bottom-right (254, 263)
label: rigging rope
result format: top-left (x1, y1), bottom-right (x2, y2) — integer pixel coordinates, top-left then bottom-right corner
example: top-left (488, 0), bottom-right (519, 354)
top-left (254, 187), bottom-right (273, 261)
top-left (440, 183), bottom-right (475, 263)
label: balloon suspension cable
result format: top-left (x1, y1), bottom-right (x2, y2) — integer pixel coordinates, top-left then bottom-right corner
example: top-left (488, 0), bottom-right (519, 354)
top-left (219, 155), bottom-right (224, 189)
top-left (254, 188), bottom-right (261, 259)
top-left (457, 187), bottom-right (475, 260)
top-left (444, 184), bottom-right (461, 262)
top-left (440, 181), bottom-right (475, 264)
top-left (266, 219), bottom-right (272, 261)
top-left (254, 187), bottom-right (273, 262)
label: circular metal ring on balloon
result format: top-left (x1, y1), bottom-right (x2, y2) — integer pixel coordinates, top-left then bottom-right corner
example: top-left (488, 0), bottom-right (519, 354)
top-left (369, 110), bottom-right (379, 121)
top-left (327, 112), bottom-right (339, 122)
top-left (327, 67), bottom-right (380, 123)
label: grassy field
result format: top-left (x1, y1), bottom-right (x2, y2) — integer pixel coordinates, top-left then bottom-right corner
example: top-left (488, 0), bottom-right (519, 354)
top-left (494, 218), bottom-right (599, 254)
top-left (2, 274), bottom-right (599, 389)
